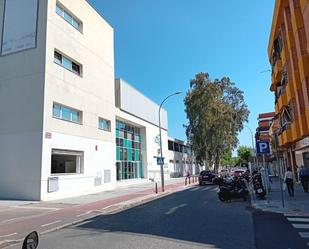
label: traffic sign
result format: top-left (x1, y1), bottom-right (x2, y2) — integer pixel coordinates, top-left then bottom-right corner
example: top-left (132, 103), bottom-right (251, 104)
top-left (256, 141), bottom-right (270, 154)
top-left (156, 157), bottom-right (164, 165)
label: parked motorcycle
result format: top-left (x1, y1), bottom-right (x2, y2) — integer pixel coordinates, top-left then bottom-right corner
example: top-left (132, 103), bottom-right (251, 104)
top-left (252, 172), bottom-right (266, 199)
top-left (217, 177), bottom-right (249, 202)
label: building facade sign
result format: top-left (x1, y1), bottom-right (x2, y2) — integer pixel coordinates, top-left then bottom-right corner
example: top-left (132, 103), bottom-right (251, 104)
top-left (295, 137), bottom-right (309, 151)
top-left (1, 0), bottom-right (38, 56)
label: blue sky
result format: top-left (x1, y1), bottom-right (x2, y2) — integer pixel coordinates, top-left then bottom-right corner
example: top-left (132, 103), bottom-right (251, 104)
top-left (89, 0), bottom-right (275, 151)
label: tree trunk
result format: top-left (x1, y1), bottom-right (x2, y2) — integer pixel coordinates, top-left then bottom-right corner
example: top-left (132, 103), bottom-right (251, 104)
top-left (214, 150), bottom-right (220, 173)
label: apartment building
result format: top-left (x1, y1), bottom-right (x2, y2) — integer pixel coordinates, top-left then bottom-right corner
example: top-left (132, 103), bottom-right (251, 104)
top-left (268, 0), bottom-right (309, 173)
top-left (0, 0), bottom-right (168, 200)
top-left (255, 112), bottom-right (275, 142)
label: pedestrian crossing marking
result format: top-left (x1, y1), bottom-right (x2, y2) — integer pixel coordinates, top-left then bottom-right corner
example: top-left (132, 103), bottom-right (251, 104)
top-left (288, 218), bottom-right (309, 222)
top-left (292, 224), bottom-right (309, 229)
top-left (299, 232), bottom-right (309, 238)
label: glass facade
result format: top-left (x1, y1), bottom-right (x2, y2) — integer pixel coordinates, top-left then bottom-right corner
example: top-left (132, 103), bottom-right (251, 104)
top-left (116, 121), bottom-right (143, 180)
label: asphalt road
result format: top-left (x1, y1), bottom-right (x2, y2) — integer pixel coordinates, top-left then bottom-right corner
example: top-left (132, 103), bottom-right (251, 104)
top-left (8, 184), bottom-right (309, 249)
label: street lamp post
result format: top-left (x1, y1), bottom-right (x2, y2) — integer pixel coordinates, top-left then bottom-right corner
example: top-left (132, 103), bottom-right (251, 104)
top-left (158, 91), bottom-right (182, 192)
top-left (244, 124), bottom-right (258, 169)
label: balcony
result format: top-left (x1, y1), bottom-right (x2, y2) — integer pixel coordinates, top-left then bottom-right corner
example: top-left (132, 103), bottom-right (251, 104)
top-left (272, 58), bottom-right (283, 82)
top-left (280, 124), bottom-right (293, 146)
top-left (277, 90), bottom-right (288, 111)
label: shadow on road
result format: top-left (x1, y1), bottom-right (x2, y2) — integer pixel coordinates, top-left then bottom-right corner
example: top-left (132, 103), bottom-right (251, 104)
top-left (69, 186), bottom-right (254, 249)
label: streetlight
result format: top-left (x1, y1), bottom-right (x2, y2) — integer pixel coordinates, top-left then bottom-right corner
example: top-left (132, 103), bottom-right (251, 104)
top-left (158, 91), bottom-right (182, 192)
top-left (244, 124), bottom-right (259, 169)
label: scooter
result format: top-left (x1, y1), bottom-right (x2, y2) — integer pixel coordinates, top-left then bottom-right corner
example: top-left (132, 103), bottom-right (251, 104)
top-left (217, 177), bottom-right (249, 202)
top-left (253, 178), bottom-right (266, 199)
top-left (22, 231), bottom-right (39, 249)
top-left (252, 172), bottom-right (266, 199)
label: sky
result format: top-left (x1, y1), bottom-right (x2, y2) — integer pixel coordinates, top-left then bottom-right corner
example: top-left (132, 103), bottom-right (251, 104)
top-left (88, 0), bottom-right (276, 152)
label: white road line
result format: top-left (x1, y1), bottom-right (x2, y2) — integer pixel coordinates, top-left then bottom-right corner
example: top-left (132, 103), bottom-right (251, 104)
top-left (299, 232), bottom-right (309, 238)
top-left (288, 218), bottom-right (309, 222)
top-left (165, 204), bottom-right (187, 215)
top-left (201, 186), bottom-right (213, 191)
top-left (9, 205), bottom-right (59, 210)
top-left (76, 211), bottom-right (91, 217)
top-left (293, 224), bottom-right (309, 229)
top-left (284, 213), bottom-right (308, 217)
top-left (0, 217), bottom-right (22, 224)
top-left (307, 242), bottom-right (309, 247)
top-left (41, 220), bottom-right (62, 227)
top-left (0, 233), bottom-right (18, 238)
top-left (189, 187), bottom-right (200, 192)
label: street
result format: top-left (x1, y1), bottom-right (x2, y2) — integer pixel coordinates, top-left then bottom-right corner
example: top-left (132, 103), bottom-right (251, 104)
top-left (8, 184), bottom-right (308, 249)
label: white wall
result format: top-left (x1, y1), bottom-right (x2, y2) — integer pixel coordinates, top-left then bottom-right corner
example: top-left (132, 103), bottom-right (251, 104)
top-left (116, 78), bottom-right (168, 130)
top-left (0, 0), bottom-right (48, 200)
top-left (41, 132), bottom-right (115, 200)
top-left (40, 0), bottom-right (116, 200)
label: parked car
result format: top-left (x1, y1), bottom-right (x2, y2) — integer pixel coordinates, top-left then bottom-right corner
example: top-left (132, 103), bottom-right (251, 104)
top-left (219, 169), bottom-right (229, 177)
top-left (198, 170), bottom-right (216, 185)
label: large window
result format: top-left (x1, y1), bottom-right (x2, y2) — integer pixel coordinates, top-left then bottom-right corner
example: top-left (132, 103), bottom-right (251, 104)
top-left (51, 150), bottom-right (84, 174)
top-left (116, 121), bottom-right (142, 180)
top-left (56, 3), bottom-right (82, 32)
top-left (54, 50), bottom-right (82, 76)
top-left (53, 103), bottom-right (82, 124)
top-left (98, 117), bottom-right (111, 131)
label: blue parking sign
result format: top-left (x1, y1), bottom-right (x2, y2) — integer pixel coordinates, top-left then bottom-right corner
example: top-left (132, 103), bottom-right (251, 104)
top-left (256, 141), bottom-right (270, 155)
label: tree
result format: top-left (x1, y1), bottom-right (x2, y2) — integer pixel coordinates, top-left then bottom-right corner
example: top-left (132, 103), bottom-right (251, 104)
top-left (221, 150), bottom-right (239, 168)
top-left (237, 145), bottom-right (252, 163)
top-left (184, 72), bottom-right (249, 172)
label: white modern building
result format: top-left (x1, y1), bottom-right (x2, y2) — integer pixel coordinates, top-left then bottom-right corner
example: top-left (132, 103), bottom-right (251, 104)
top-left (0, 0), bottom-right (168, 201)
top-left (167, 137), bottom-right (199, 176)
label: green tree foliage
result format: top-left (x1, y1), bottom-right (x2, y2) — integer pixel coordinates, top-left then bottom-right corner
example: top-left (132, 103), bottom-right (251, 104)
top-left (184, 72), bottom-right (249, 172)
top-left (237, 145), bottom-right (252, 163)
top-left (221, 150), bottom-right (239, 168)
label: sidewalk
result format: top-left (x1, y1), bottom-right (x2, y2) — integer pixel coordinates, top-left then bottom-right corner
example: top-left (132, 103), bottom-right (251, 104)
top-left (0, 177), bottom-right (195, 248)
top-left (251, 176), bottom-right (309, 215)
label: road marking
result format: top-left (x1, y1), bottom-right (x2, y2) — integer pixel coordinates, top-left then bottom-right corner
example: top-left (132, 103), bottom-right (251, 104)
top-left (165, 204), bottom-right (187, 215)
top-left (76, 211), bottom-right (91, 217)
top-left (292, 224), bottom-right (309, 229)
top-left (41, 220), bottom-right (62, 227)
top-left (299, 232), bottom-right (309, 238)
top-left (284, 213), bottom-right (308, 217)
top-left (0, 217), bottom-right (23, 224)
top-left (0, 233), bottom-right (18, 238)
top-left (9, 205), bottom-right (59, 210)
top-left (200, 186), bottom-right (213, 191)
top-left (287, 218), bottom-right (309, 222)
top-left (189, 187), bottom-right (200, 192)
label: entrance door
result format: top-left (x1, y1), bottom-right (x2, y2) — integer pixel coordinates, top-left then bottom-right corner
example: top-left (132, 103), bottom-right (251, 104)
top-left (303, 152), bottom-right (309, 168)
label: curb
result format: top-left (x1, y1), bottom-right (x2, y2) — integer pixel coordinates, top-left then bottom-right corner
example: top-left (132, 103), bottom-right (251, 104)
top-left (1, 184), bottom-right (194, 249)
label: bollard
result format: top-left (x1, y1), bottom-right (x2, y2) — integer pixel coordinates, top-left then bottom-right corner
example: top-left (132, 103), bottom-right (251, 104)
top-left (189, 177), bottom-right (191, 184)
top-left (185, 178), bottom-right (187, 185)
top-left (155, 182), bottom-right (158, 194)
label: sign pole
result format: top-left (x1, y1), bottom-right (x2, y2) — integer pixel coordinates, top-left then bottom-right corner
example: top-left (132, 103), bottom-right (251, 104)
top-left (274, 132), bottom-right (285, 208)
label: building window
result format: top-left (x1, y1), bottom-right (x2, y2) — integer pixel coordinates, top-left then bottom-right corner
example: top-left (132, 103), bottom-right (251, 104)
top-left (51, 150), bottom-right (84, 174)
top-left (279, 105), bottom-right (293, 131)
top-left (98, 117), bottom-right (111, 131)
top-left (168, 140), bottom-right (174, 151)
top-left (54, 50), bottom-right (82, 76)
top-left (116, 120), bottom-right (143, 180)
top-left (56, 3), bottom-right (82, 32)
top-left (53, 103), bottom-right (82, 124)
